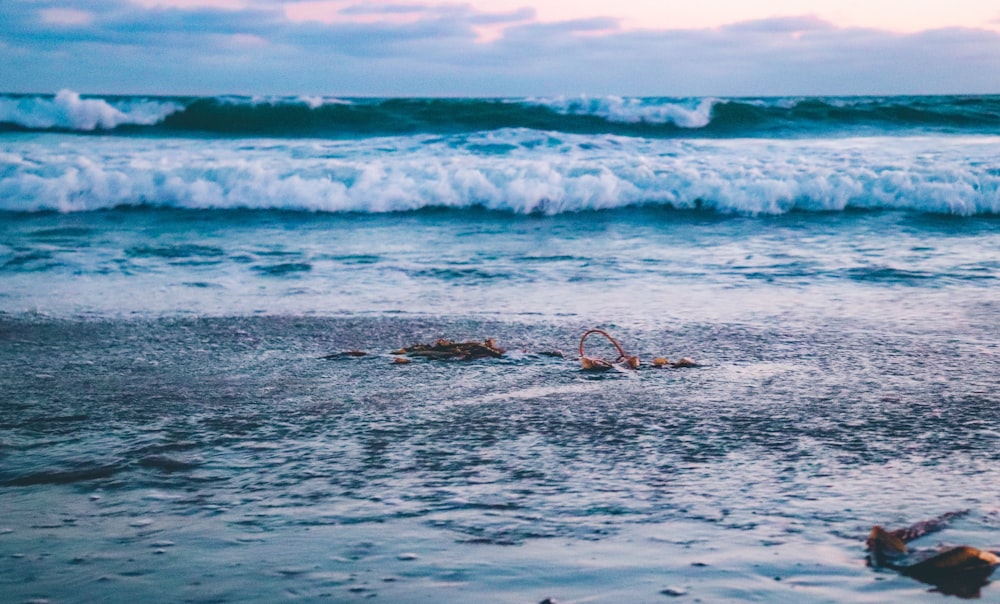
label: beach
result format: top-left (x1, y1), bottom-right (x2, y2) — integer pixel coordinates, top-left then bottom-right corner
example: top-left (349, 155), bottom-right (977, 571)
top-left (2, 93), bottom-right (1000, 602)
top-left (2, 308), bottom-right (999, 602)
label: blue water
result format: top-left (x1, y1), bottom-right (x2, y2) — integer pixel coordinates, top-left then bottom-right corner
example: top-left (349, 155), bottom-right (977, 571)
top-left (4, 91), bottom-right (1000, 138)
top-left (1, 92), bottom-right (1000, 603)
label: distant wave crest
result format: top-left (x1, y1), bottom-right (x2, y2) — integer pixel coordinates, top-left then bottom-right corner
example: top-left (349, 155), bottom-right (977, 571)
top-left (0, 90), bottom-right (182, 131)
top-left (2, 91), bottom-right (1000, 137)
top-left (524, 96), bottom-right (717, 128)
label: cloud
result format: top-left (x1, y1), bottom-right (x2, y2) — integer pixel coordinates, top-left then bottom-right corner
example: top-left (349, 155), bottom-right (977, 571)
top-left (334, 2), bottom-right (527, 20)
top-left (0, 0), bottom-right (282, 48)
top-left (721, 16), bottom-right (834, 34)
top-left (40, 8), bottom-right (97, 26)
top-left (1, 0), bottom-right (999, 96)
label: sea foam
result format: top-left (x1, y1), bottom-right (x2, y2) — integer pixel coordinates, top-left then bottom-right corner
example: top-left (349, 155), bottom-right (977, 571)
top-left (0, 90), bottom-right (181, 131)
top-left (1, 131), bottom-right (998, 215)
top-left (525, 96), bottom-right (717, 128)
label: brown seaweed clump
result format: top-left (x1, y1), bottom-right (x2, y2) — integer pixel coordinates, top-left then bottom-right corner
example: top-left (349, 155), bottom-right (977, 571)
top-left (579, 329), bottom-right (699, 371)
top-left (867, 511), bottom-right (1000, 598)
top-left (579, 329), bottom-right (639, 371)
top-left (651, 356), bottom-right (699, 368)
top-left (392, 338), bottom-right (505, 361)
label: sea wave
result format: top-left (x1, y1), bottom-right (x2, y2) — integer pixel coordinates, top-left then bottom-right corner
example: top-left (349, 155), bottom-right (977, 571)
top-left (2, 131), bottom-right (998, 216)
top-left (0, 90), bottom-right (182, 131)
top-left (2, 91), bottom-right (1000, 137)
top-left (523, 96), bottom-right (717, 128)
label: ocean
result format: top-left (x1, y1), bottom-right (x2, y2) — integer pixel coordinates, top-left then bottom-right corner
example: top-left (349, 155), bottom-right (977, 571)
top-left (1, 91), bottom-right (999, 602)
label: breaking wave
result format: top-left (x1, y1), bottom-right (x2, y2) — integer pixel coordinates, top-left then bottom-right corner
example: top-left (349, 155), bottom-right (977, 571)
top-left (2, 131), bottom-right (998, 216)
top-left (0, 90), bottom-right (182, 131)
top-left (1, 91), bottom-right (999, 137)
top-left (524, 96), bottom-right (717, 128)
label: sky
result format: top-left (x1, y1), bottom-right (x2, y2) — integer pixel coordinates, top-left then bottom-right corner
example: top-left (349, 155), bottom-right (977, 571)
top-left (2, 0), bottom-right (1000, 96)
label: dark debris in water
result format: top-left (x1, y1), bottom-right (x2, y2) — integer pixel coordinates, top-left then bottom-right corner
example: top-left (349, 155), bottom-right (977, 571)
top-left (867, 510), bottom-right (1000, 598)
top-left (320, 350), bottom-right (369, 360)
top-left (393, 338), bottom-right (505, 361)
top-left (322, 329), bottom-right (698, 369)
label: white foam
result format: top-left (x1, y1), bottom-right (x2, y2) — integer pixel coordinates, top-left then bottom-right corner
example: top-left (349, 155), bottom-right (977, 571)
top-left (1, 132), bottom-right (998, 215)
top-left (296, 96), bottom-right (353, 109)
top-left (526, 96), bottom-right (717, 128)
top-left (219, 95), bottom-right (353, 108)
top-left (0, 90), bottom-right (181, 131)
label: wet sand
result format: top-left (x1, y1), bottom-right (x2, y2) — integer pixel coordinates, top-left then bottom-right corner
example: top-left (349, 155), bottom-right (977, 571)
top-left (1, 315), bottom-right (998, 602)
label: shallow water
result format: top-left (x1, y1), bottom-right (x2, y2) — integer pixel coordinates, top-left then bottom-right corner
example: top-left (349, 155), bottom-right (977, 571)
top-left (2, 208), bottom-right (998, 325)
top-left (1, 307), bottom-right (999, 602)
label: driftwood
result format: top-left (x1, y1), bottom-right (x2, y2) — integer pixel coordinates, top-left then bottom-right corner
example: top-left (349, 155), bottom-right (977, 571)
top-left (867, 511), bottom-right (1000, 598)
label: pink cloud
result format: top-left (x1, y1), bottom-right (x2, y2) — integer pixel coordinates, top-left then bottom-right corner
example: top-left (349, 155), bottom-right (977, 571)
top-left (40, 8), bottom-right (96, 26)
top-left (127, 0), bottom-right (249, 7)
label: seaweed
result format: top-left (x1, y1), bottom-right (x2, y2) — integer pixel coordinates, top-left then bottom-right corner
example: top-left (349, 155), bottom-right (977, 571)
top-left (392, 338), bottom-right (505, 361)
top-left (867, 511), bottom-right (1000, 598)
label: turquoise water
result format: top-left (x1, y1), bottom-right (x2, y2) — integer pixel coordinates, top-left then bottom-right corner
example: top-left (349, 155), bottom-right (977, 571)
top-left (4, 92), bottom-right (1000, 138)
top-left (2, 208), bottom-right (998, 324)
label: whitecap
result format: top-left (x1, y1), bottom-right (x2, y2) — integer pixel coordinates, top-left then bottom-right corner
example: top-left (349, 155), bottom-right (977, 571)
top-left (525, 95), bottom-right (717, 128)
top-left (1, 132), bottom-right (998, 216)
top-left (0, 90), bottom-right (181, 131)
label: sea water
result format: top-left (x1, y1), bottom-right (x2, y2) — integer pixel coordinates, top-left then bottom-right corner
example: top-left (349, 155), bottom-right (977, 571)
top-left (1, 92), bottom-right (999, 602)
